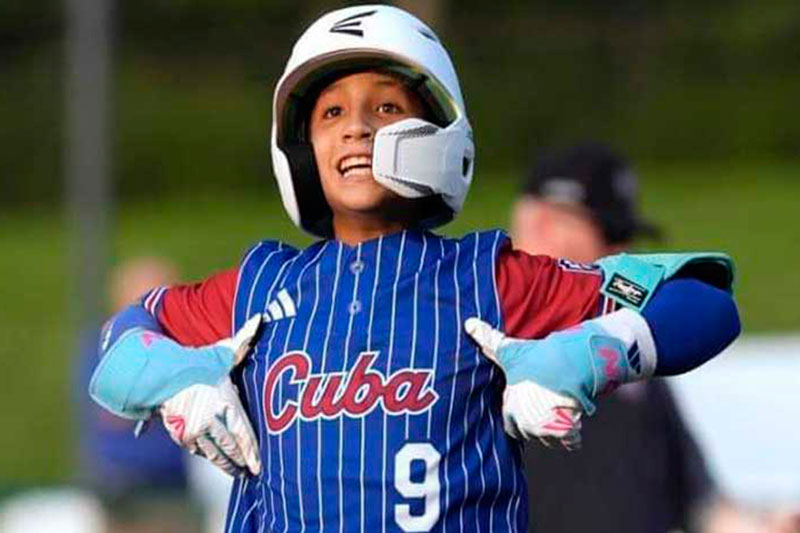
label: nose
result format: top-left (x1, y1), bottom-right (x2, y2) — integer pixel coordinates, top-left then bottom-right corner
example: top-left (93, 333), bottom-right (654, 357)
top-left (342, 108), bottom-right (374, 142)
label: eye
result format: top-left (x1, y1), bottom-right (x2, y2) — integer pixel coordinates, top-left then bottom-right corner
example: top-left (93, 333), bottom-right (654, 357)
top-left (322, 105), bottom-right (342, 119)
top-left (377, 102), bottom-right (402, 114)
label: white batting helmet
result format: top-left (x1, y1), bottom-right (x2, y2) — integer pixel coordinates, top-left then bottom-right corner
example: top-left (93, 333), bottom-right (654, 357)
top-left (271, 5), bottom-right (475, 237)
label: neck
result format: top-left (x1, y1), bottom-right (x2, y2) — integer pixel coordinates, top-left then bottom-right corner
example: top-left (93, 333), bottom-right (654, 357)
top-left (332, 213), bottom-right (408, 246)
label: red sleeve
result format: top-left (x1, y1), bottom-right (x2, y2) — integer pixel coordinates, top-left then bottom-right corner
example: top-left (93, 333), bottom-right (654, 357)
top-left (497, 244), bottom-right (604, 339)
top-left (155, 267), bottom-right (239, 346)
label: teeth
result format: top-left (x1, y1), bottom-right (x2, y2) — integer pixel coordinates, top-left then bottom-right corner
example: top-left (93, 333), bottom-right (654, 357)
top-left (339, 156), bottom-right (372, 177)
top-left (342, 167), bottom-right (372, 178)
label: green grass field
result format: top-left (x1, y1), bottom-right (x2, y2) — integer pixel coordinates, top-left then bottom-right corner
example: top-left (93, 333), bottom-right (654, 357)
top-left (1, 160), bottom-right (798, 484)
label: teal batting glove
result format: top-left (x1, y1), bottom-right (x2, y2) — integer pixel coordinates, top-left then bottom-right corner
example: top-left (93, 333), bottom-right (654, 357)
top-left (465, 318), bottom-right (583, 448)
top-left (465, 310), bottom-right (656, 446)
top-left (90, 315), bottom-right (263, 477)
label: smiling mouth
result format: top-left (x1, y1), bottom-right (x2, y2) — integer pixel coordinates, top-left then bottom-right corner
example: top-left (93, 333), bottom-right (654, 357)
top-left (338, 155), bottom-right (373, 179)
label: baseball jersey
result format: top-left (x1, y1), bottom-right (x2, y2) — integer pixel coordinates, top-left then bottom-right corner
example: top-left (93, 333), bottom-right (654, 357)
top-left (144, 229), bottom-right (605, 532)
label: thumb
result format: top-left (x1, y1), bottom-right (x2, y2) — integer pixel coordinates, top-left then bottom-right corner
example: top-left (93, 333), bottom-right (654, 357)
top-left (232, 314), bottom-right (261, 366)
top-left (217, 314), bottom-right (261, 366)
top-left (464, 317), bottom-right (507, 368)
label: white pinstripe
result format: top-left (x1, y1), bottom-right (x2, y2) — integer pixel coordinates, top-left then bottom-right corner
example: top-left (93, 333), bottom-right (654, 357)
top-left (316, 243), bottom-right (344, 532)
top-left (454, 241), bottom-right (470, 533)
top-left (245, 245), bottom-right (283, 324)
top-left (226, 478), bottom-right (248, 533)
top-left (338, 244), bottom-right (362, 533)
top-left (143, 286), bottom-right (167, 315)
top-left (285, 244), bottom-right (327, 532)
top-left (475, 233), bottom-right (506, 532)
top-left (464, 234), bottom-right (489, 532)
top-left (514, 462), bottom-right (523, 533)
top-left (362, 236), bottom-right (384, 533)
top-left (488, 232), bottom-right (522, 533)
top-left (405, 234), bottom-right (428, 440)
top-left (232, 243), bottom-right (269, 333)
top-left (258, 254), bottom-right (298, 533)
top-left (229, 243), bottom-right (282, 529)
top-left (426, 239), bottom-right (444, 441)
top-left (382, 231), bottom-right (407, 533)
top-left (142, 288), bottom-right (155, 312)
top-left (441, 240), bottom-right (462, 533)
top-left (303, 260), bottom-right (324, 351)
top-left (240, 498), bottom-right (260, 530)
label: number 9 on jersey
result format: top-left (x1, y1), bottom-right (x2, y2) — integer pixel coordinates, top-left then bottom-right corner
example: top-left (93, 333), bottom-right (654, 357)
top-left (394, 443), bottom-right (441, 532)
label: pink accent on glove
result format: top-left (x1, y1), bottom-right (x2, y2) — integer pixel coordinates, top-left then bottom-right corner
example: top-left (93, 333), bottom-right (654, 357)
top-left (166, 414), bottom-right (186, 442)
top-left (140, 331), bottom-right (162, 349)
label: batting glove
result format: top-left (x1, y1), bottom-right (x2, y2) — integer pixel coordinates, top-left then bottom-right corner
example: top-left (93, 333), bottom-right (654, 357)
top-left (159, 315), bottom-right (263, 477)
top-left (90, 313), bottom-right (263, 477)
top-left (161, 375), bottom-right (261, 477)
top-left (465, 310), bottom-right (656, 448)
top-left (465, 318), bottom-right (583, 449)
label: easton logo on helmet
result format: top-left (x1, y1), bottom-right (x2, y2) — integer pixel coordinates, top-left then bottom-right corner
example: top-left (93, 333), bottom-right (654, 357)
top-left (329, 10), bottom-right (376, 37)
top-left (263, 350), bottom-right (438, 433)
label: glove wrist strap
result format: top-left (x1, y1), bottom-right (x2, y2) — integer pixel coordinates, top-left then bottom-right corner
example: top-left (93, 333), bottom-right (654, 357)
top-left (591, 308), bottom-right (658, 380)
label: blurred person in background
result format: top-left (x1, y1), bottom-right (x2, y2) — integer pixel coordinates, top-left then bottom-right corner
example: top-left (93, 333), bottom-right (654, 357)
top-left (75, 257), bottom-right (203, 533)
top-left (512, 142), bottom-right (797, 533)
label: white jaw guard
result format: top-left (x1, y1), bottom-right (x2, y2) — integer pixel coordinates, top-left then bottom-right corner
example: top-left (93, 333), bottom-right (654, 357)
top-left (372, 117), bottom-right (474, 211)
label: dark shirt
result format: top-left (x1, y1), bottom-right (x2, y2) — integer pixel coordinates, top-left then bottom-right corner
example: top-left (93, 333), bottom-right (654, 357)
top-left (525, 380), bottom-right (714, 533)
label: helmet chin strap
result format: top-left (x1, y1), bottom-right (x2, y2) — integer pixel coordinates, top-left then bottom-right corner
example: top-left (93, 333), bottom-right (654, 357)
top-left (372, 117), bottom-right (474, 211)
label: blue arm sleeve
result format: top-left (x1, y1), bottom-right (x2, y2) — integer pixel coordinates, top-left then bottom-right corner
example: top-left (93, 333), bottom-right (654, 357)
top-left (643, 279), bottom-right (741, 376)
top-left (99, 304), bottom-right (163, 356)
top-left (91, 303), bottom-right (237, 420)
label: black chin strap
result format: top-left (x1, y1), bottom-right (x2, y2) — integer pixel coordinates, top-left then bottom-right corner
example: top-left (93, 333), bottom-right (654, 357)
top-left (283, 142), bottom-right (334, 238)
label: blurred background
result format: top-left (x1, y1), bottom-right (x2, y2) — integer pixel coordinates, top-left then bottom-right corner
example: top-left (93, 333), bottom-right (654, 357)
top-left (1, 0), bottom-right (798, 531)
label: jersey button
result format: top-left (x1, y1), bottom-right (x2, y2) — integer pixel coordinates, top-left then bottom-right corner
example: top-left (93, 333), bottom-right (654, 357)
top-left (349, 300), bottom-right (362, 315)
top-left (349, 259), bottom-right (365, 274)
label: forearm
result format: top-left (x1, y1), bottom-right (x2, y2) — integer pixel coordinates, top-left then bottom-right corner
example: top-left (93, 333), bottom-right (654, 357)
top-left (481, 277), bottom-right (741, 415)
top-left (90, 304), bottom-right (238, 420)
top-left (596, 277), bottom-right (740, 379)
top-left (464, 253), bottom-right (742, 444)
top-left (592, 251), bottom-right (740, 379)
top-left (90, 303), bottom-right (263, 476)
top-left (644, 278), bottom-right (740, 375)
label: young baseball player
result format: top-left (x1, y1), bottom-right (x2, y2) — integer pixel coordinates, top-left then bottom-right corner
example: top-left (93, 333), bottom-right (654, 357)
top-left (89, 6), bottom-right (740, 532)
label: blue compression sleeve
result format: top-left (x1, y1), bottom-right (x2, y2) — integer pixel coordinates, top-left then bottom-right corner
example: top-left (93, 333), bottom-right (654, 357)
top-left (99, 304), bottom-right (163, 356)
top-left (643, 278), bottom-right (740, 376)
top-left (91, 303), bottom-right (240, 420)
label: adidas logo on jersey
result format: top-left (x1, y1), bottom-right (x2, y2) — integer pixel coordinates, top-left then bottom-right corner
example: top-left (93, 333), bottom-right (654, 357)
top-left (262, 289), bottom-right (296, 322)
top-left (263, 351), bottom-right (438, 434)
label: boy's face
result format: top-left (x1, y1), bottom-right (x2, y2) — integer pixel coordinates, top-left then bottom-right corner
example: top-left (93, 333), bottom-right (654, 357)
top-left (309, 71), bottom-right (427, 222)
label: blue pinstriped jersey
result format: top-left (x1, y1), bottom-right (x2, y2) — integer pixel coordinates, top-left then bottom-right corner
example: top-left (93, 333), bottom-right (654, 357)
top-left (225, 229), bottom-right (526, 533)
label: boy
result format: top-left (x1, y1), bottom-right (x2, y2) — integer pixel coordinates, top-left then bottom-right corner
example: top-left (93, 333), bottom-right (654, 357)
top-left (90, 6), bottom-right (740, 532)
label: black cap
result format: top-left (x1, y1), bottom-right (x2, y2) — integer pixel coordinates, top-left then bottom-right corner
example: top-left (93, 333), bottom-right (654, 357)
top-left (523, 142), bottom-right (662, 244)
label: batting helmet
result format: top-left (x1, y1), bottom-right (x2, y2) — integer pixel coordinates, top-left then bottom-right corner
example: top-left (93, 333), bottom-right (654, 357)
top-left (271, 5), bottom-right (474, 237)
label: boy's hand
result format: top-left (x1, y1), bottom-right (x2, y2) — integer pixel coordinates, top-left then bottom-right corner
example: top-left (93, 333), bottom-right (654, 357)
top-left (91, 313), bottom-right (263, 477)
top-left (161, 376), bottom-right (261, 477)
top-left (465, 318), bottom-right (583, 449)
top-left (159, 315), bottom-right (262, 477)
